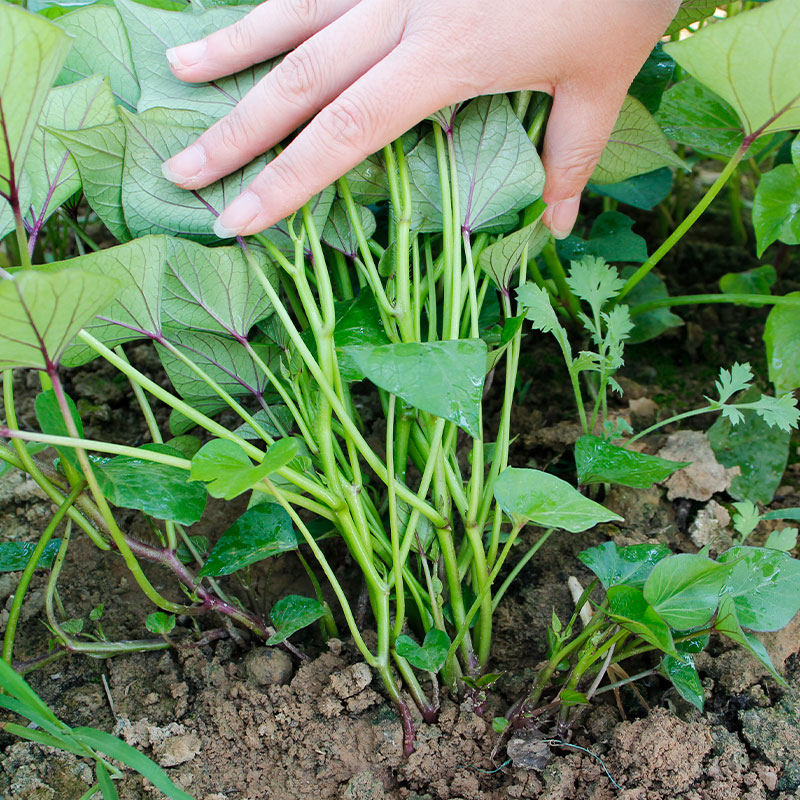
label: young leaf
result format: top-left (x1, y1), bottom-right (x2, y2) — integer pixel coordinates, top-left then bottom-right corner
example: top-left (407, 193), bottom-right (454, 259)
top-left (709, 398), bottom-right (791, 505)
top-left (478, 217), bottom-right (549, 293)
top-left (591, 95), bottom-right (687, 185)
top-left (190, 437), bottom-right (298, 500)
top-left (660, 653), bottom-right (704, 710)
top-left (665, 0), bottom-right (800, 139)
top-left (342, 339), bottom-right (487, 438)
top-left (731, 501), bottom-right (761, 540)
top-left (50, 118), bottom-right (130, 241)
top-left (161, 238), bottom-right (275, 339)
top-left (321, 199), bottom-right (376, 258)
top-left (764, 295), bottom-right (800, 395)
top-left (406, 95), bottom-right (545, 233)
top-left (578, 541), bottom-right (671, 590)
top-left (0, 4), bottom-right (72, 199)
top-left (714, 595), bottom-right (784, 684)
top-left (34, 388), bottom-right (85, 475)
top-left (56, 5), bottom-right (140, 111)
top-left (517, 283), bottom-right (567, 340)
top-left (745, 393), bottom-right (800, 432)
top-left (116, 0), bottom-right (276, 119)
top-left (606, 584), bottom-right (676, 655)
top-left (266, 595), bottom-right (326, 645)
top-left (395, 629), bottom-right (451, 673)
top-left (198, 503), bottom-right (296, 577)
top-left (566, 257), bottom-right (626, 320)
top-left (0, 268), bottom-right (119, 371)
top-left (643, 554), bottom-right (731, 629)
top-left (95, 444), bottom-right (207, 526)
top-left (494, 467), bottom-right (622, 532)
top-left (95, 761), bottom-right (120, 800)
top-left (718, 545), bottom-right (800, 632)
top-left (713, 362), bottom-right (754, 404)
top-left (560, 213), bottom-right (648, 265)
top-left (719, 265), bottom-right (777, 299)
top-left (753, 165), bottom-right (800, 256)
top-left (0, 540), bottom-right (62, 573)
top-left (764, 528), bottom-right (798, 552)
top-left (145, 612), bottom-right (175, 635)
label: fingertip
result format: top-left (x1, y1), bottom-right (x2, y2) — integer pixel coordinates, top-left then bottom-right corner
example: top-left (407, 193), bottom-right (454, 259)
top-left (166, 40), bottom-right (207, 73)
top-left (544, 193), bottom-right (581, 240)
top-left (214, 191), bottom-right (263, 238)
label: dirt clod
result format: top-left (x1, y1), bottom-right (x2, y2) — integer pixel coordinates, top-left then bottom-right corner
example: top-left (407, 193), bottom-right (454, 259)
top-left (243, 646), bottom-right (294, 686)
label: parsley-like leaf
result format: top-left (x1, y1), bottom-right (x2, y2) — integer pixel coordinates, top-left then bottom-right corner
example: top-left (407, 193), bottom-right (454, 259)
top-left (714, 363), bottom-right (754, 404)
top-left (566, 256), bottom-right (626, 319)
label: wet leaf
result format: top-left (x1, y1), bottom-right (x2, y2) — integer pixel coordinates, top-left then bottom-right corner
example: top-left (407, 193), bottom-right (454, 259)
top-left (643, 554), bottom-right (731, 629)
top-left (714, 595), bottom-right (784, 683)
top-left (578, 541), bottom-right (671, 590)
top-left (753, 165), bottom-right (800, 256)
top-left (575, 435), bottom-right (689, 489)
top-left (660, 653), bottom-right (704, 710)
top-left (592, 96), bottom-right (686, 185)
top-left (718, 545), bottom-right (800, 631)
top-left (342, 339), bottom-right (486, 437)
top-left (0, 540), bottom-right (62, 572)
top-left (56, 5), bottom-right (140, 111)
top-left (607, 585), bottom-right (676, 655)
top-left (198, 503), bottom-right (296, 577)
top-left (494, 467), bottom-right (622, 532)
top-left (0, 268), bottom-right (119, 371)
top-left (629, 43), bottom-right (675, 113)
top-left (332, 291), bottom-right (390, 383)
top-left (763, 296), bottom-right (800, 397)
top-left (665, 0), bottom-right (800, 138)
top-left (190, 437), bottom-right (298, 500)
top-left (266, 595), bottom-right (326, 645)
top-left (395, 629), bottom-right (450, 673)
top-left (95, 444), bottom-right (207, 525)
top-left (0, 4), bottom-right (72, 199)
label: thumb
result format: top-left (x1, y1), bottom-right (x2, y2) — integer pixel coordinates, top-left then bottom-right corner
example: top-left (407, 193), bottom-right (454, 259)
top-left (540, 84), bottom-right (627, 239)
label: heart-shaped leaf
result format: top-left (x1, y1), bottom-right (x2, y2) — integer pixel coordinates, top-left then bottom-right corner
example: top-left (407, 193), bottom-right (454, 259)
top-left (607, 584), bottom-right (676, 655)
top-left (478, 217), bottom-right (549, 293)
top-left (660, 653), bottom-right (704, 710)
top-left (0, 541), bottom-right (62, 573)
top-left (395, 629), bottom-right (451, 673)
top-left (578, 541), bottom-right (671, 590)
top-left (266, 595), bottom-right (326, 645)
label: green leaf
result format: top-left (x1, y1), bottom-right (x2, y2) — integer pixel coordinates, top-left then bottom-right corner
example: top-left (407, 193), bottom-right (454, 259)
top-left (655, 78), bottom-right (747, 158)
top-left (517, 283), bottom-right (568, 340)
top-left (50, 118), bottom-right (130, 241)
top-left (719, 265), bottom-right (777, 299)
top-left (233, 407), bottom-right (294, 440)
top-left (753, 165), bottom-right (800, 255)
top-left (266, 595), bottom-right (326, 645)
top-left (43, 237), bottom-right (168, 367)
top-left (664, 0), bottom-right (800, 138)
top-left (342, 339), bottom-right (487, 437)
top-left (764, 295), bottom-right (800, 395)
top-left (332, 291), bottom-right (390, 383)
top-left (587, 168), bottom-right (673, 211)
top-left (116, 0), bottom-right (276, 119)
top-left (622, 267), bottom-right (683, 344)
top-left (56, 5), bottom-right (140, 111)
top-left (0, 540), bottom-right (62, 572)
top-left (198, 503), bottom-right (296, 577)
top-left (665, 0), bottom-right (720, 37)
top-left (606, 584), bottom-right (676, 655)
top-left (643, 553), bottom-right (731, 629)
top-left (629, 43), bottom-right (675, 114)
top-left (321, 199), bottom-right (376, 258)
top-left (145, 612), bottom-right (175, 635)
top-left (406, 95), bottom-right (545, 233)
top-left (34, 388), bottom-right (85, 475)
top-left (0, 3), bottom-right (72, 198)
top-left (592, 95), bottom-right (686, 185)
top-left (190, 437), bottom-right (298, 500)
top-left (566, 256), bottom-right (626, 319)
top-left (714, 594), bottom-right (784, 684)
top-left (176, 534), bottom-right (209, 564)
top-left (560, 212), bottom-right (648, 265)
top-left (395, 629), bottom-right (451, 673)
top-left (0, 658), bottom-right (63, 729)
top-left (95, 444), bottom-right (206, 525)
top-left (477, 217), bottom-right (549, 292)
top-left (95, 761), bottom-right (119, 800)
top-left (661, 653), bottom-right (704, 710)
top-left (0, 268), bottom-right (119, 370)
top-left (575, 435), bottom-right (689, 489)
top-left (494, 467), bottom-right (622, 532)
top-left (714, 362), bottom-right (754, 404)
top-left (559, 689), bottom-right (589, 707)
top-left (763, 507), bottom-right (800, 522)
top-left (162, 238), bottom-right (275, 338)
top-left (718, 545), bottom-right (800, 631)
top-left (578, 541), bottom-right (671, 590)
top-left (731, 500), bottom-right (761, 540)
top-left (765, 528), bottom-right (797, 552)
top-left (709, 397), bottom-right (791, 505)
top-left (71, 727), bottom-right (194, 800)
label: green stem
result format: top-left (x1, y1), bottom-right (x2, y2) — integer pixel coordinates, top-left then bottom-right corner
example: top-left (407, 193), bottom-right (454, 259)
top-left (629, 292), bottom-right (800, 317)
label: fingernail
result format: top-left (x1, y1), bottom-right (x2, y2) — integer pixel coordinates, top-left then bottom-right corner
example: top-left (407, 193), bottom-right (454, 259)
top-left (214, 191), bottom-right (262, 238)
top-left (161, 144), bottom-right (206, 183)
top-left (549, 193), bottom-right (581, 240)
top-left (166, 40), bottom-right (207, 69)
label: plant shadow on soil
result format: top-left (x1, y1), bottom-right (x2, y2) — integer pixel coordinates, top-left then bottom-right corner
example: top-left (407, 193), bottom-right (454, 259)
top-left (1, 217), bottom-right (800, 800)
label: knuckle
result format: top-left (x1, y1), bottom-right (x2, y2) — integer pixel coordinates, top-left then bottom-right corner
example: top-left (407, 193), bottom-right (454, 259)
top-left (261, 157), bottom-right (308, 205)
top-left (274, 48), bottom-right (321, 105)
top-left (212, 111), bottom-right (252, 151)
top-left (284, 0), bottom-right (319, 28)
top-left (557, 141), bottom-right (606, 180)
top-left (226, 18), bottom-right (257, 52)
top-left (318, 96), bottom-right (372, 151)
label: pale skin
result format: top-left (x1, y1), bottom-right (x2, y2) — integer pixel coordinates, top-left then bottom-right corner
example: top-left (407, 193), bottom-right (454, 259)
top-left (161, 0), bottom-right (681, 240)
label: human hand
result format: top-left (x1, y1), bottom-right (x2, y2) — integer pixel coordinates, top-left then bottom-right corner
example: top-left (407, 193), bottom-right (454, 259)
top-left (161, 0), bottom-right (680, 239)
